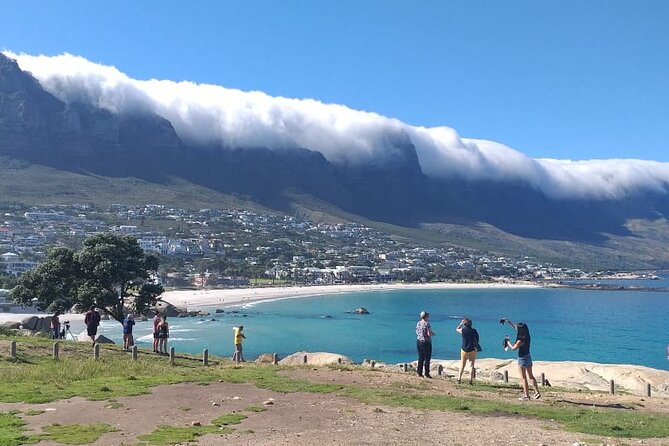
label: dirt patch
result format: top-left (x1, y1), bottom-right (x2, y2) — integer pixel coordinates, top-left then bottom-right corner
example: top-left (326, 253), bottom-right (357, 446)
top-left (2, 371), bottom-right (669, 445)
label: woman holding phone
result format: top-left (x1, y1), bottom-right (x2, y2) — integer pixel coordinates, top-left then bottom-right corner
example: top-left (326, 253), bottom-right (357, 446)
top-left (501, 318), bottom-right (540, 401)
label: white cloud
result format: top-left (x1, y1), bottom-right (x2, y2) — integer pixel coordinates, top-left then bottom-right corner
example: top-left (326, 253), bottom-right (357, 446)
top-left (5, 51), bottom-right (669, 200)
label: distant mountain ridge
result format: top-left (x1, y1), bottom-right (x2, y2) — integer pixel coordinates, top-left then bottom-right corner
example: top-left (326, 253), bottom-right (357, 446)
top-left (2, 52), bottom-right (669, 269)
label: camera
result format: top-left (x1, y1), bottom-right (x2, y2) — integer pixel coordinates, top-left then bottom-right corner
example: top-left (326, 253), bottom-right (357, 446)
top-left (64, 321), bottom-right (70, 328)
top-left (499, 318), bottom-right (506, 324)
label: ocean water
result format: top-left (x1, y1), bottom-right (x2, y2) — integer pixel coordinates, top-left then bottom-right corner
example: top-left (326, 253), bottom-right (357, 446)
top-left (94, 285), bottom-right (669, 370)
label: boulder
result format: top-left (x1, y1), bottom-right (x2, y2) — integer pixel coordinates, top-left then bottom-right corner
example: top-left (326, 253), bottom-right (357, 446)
top-left (77, 332), bottom-right (115, 344)
top-left (254, 353), bottom-right (278, 364)
top-left (153, 301), bottom-right (181, 317)
top-left (35, 316), bottom-right (53, 333)
top-left (354, 307), bottom-right (370, 315)
top-left (279, 351), bottom-right (354, 366)
top-left (214, 309), bottom-right (225, 314)
top-left (20, 316), bottom-right (40, 331)
top-left (1, 321), bottom-right (21, 329)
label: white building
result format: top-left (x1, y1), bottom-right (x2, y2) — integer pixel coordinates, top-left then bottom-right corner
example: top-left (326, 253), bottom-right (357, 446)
top-left (1, 252), bottom-right (36, 275)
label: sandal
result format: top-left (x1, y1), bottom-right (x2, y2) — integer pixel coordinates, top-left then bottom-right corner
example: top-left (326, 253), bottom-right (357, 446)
top-left (533, 392), bottom-right (541, 399)
top-left (518, 396), bottom-right (529, 401)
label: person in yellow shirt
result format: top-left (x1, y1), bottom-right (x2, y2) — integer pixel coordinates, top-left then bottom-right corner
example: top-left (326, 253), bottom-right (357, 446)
top-left (232, 325), bottom-right (246, 362)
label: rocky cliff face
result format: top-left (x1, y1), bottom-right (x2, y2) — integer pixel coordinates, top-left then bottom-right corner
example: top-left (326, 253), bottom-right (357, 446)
top-left (2, 52), bottom-right (669, 243)
top-left (0, 53), bottom-right (182, 165)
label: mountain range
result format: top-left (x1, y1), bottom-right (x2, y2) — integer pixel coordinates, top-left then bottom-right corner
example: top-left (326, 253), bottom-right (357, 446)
top-left (2, 52), bottom-right (669, 270)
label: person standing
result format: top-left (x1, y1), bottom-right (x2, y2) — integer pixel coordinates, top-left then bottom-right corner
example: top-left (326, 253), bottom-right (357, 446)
top-left (122, 314), bottom-right (135, 351)
top-left (415, 311), bottom-right (435, 378)
top-left (501, 318), bottom-right (541, 400)
top-left (157, 315), bottom-right (169, 355)
top-left (232, 325), bottom-right (246, 363)
top-left (50, 312), bottom-right (61, 339)
top-left (83, 306), bottom-right (101, 346)
top-left (456, 318), bottom-right (479, 384)
top-left (152, 311), bottom-right (162, 353)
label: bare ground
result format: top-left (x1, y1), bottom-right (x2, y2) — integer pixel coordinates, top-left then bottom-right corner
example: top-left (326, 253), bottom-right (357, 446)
top-left (2, 368), bottom-right (669, 446)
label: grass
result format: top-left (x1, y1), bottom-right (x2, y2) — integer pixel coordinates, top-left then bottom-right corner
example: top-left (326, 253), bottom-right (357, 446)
top-left (136, 413), bottom-right (246, 445)
top-left (136, 424), bottom-right (232, 446)
top-left (0, 412), bottom-right (38, 446)
top-left (2, 335), bottom-right (669, 440)
top-left (244, 405), bottom-right (267, 413)
top-left (41, 423), bottom-right (115, 445)
top-left (342, 385), bottom-right (669, 439)
top-left (0, 411), bottom-right (113, 445)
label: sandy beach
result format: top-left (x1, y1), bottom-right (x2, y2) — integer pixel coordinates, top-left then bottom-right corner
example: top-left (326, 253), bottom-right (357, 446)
top-left (159, 281), bottom-right (538, 310)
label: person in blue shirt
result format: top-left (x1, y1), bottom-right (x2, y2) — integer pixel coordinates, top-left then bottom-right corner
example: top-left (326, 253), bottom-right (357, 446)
top-left (122, 314), bottom-right (135, 352)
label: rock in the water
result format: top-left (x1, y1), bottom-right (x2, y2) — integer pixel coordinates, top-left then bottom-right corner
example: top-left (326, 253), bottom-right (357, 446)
top-left (214, 309), bottom-right (224, 314)
top-left (152, 301), bottom-right (181, 317)
top-left (354, 307), bottom-right (369, 315)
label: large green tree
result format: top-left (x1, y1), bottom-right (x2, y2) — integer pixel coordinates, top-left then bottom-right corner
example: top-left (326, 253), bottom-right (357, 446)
top-left (11, 234), bottom-right (163, 323)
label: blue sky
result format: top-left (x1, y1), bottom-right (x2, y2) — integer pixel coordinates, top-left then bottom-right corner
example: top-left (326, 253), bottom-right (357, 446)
top-left (1, 0), bottom-right (668, 161)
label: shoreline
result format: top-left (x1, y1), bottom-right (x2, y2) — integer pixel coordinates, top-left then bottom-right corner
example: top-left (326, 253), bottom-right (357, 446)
top-left (159, 281), bottom-right (539, 310)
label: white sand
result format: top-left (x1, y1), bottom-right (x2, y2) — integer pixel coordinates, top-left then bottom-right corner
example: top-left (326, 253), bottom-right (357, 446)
top-left (159, 282), bottom-right (537, 310)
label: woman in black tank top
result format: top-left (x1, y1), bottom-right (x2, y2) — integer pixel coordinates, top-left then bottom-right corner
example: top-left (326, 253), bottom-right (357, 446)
top-left (501, 319), bottom-right (540, 401)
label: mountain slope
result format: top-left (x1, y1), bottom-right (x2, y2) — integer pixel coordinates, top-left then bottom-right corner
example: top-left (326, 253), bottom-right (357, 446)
top-left (2, 52), bottom-right (669, 269)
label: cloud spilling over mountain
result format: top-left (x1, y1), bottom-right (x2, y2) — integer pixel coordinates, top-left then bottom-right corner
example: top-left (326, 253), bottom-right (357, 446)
top-left (6, 51), bottom-right (669, 201)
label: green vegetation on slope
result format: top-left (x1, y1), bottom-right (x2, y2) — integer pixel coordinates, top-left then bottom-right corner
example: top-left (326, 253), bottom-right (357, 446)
top-left (1, 336), bottom-right (669, 440)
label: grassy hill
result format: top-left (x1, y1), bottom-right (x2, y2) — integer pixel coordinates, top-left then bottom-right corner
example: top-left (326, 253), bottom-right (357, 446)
top-left (1, 334), bottom-right (669, 445)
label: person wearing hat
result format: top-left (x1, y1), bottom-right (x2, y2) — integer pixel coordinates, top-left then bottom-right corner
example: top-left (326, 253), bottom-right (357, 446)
top-left (415, 311), bottom-right (435, 378)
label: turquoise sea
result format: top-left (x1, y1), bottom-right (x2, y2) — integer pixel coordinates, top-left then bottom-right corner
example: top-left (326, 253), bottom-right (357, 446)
top-left (95, 281), bottom-right (669, 371)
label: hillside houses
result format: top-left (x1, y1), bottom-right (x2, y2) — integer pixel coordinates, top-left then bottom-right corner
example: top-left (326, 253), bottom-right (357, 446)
top-left (0, 203), bottom-right (587, 288)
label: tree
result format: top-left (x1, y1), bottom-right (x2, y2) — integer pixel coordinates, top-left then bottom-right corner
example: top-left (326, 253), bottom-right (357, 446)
top-left (11, 234), bottom-right (164, 323)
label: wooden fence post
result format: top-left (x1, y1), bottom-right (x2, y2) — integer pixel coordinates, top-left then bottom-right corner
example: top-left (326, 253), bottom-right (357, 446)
top-left (541, 373), bottom-right (546, 386)
top-left (169, 347), bottom-right (175, 365)
top-left (10, 341), bottom-right (16, 359)
top-left (303, 354), bottom-right (307, 364)
top-left (647, 383), bottom-right (652, 398)
top-left (504, 370), bottom-right (509, 382)
top-left (132, 345), bottom-right (138, 361)
top-left (609, 379), bottom-right (615, 394)
top-left (93, 343), bottom-right (100, 360)
top-left (437, 365), bottom-right (443, 376)
top-left (53, 342), bottom-right (59, 360)
top-left (273, 353), bottom-right (279, 365)
top-left (403, 363), bottom-right (408, 373)
top-left (370, 360), bottom-right (375, 369)
top-left (203, 349), bottom-right (209, 366)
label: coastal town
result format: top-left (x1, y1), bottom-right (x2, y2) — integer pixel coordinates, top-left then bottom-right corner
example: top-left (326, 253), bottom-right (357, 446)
top-left (0, 203), bottom-right (601, 290)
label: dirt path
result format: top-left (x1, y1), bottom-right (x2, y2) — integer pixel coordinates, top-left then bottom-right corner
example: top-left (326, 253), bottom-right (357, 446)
top-left (2, 370), bottom-right (668, 445)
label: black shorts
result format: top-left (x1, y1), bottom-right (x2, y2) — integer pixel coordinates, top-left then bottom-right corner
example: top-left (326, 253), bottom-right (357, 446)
top-left (87, 326), bottom-right (98, 336)
top-left (153, 332), bottom-right (159, 339)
